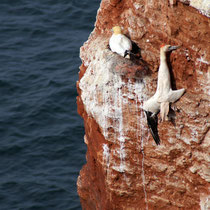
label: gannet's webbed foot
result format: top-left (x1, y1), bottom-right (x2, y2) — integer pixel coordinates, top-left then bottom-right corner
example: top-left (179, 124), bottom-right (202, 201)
top-left (171, 103), bottom-right (178, 112)
top-left (145, 111), bottom-right (160, 145)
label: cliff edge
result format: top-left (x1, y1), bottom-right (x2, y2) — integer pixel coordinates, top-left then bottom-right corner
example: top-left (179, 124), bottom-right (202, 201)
top-left (77, 0), bottom-right (210, 209)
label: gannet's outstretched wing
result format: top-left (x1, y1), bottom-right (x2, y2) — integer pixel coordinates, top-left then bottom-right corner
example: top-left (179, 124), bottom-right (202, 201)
top-left (168, 88), bottom-right (185, 103)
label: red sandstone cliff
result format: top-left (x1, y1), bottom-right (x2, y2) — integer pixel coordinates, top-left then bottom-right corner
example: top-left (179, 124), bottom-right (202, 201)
top-left (77, 0), bottom-right (210, 209)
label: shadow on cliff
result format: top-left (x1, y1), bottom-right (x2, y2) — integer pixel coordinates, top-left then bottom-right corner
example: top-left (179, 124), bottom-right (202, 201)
top-left (166, 51), bottom-right (177, 90)
top-left (166, 51), bottom-right (179, 126)
top-left (107, 41), bottom-right (152, 80)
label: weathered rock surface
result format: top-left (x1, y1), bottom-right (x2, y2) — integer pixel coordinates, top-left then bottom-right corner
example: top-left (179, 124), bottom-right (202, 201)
top-left (77, 0), bottom-right (210, 209)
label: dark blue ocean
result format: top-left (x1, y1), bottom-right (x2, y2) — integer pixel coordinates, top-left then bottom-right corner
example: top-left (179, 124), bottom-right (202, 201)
top-left (0, 1), bottom-right (100, 209)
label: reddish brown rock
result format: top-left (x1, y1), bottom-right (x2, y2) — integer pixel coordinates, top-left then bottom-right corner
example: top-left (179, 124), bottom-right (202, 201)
top-left (77, 0), bottom-right (210, 209)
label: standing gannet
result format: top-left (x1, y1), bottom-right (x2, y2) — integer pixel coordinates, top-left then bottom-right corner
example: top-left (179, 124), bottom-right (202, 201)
top-left (143, 45), bottom-right (185, 145)
top-left (109, 26), bottom-right (132, 58)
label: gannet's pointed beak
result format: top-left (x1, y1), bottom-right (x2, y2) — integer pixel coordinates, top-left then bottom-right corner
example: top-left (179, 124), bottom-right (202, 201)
top-left (168, 46), bottom-right (180, 51)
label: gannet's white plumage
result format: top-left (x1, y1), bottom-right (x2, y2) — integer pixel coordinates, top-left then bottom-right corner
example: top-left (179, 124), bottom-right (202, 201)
top-left (109, 26), bottom-right (132, 58)
top-left (143, 45), bottom-right (185, 145)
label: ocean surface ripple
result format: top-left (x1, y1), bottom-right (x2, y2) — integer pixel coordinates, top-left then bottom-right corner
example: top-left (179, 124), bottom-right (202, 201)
top-left (0, 1), bottom-right (99, 209)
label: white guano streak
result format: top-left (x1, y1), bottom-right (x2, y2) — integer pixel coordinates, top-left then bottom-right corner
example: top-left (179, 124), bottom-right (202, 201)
top-left (117, 76), bottom-right (126, 173)
top-left (135, 81), bottom-right (149, 210)
top-left (103, 144), bottom-right (110, 168)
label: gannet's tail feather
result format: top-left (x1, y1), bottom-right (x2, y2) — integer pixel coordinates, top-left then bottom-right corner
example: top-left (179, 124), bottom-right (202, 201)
top-left (145, 111), bottom-right (160, 145)
top-left (160, 102), bottom-right (169, 121)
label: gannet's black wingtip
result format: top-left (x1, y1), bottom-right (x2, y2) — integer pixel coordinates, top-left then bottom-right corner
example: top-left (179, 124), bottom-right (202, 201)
top-left (145, 111), bottom-right (160, 146)
top-left (124, 50), bottom-right (135, 58)
top-left (150, 128), bottom-right (160, 145)
top-left (124, 50), bottom-right (129, 58)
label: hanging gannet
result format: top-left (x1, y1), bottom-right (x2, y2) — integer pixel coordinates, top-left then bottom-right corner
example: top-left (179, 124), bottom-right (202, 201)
top-left (143, 45), bottom-right (185, 145)
top-left (109, 26), bottom-right (132, 58)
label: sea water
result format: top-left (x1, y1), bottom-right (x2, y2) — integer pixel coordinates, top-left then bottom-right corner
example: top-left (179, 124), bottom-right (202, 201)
top-left (0, 1), bottom-right (100, 209)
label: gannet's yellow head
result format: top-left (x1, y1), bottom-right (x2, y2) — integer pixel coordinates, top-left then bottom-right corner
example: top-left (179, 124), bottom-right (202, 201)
top-left (112, 26), bottom-right (122, 35)
top-left (160, 44), bottom-right (180, 52)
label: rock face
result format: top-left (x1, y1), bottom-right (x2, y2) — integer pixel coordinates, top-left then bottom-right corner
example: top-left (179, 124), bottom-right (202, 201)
top-left (77, 0), bottom-right (210, 209)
